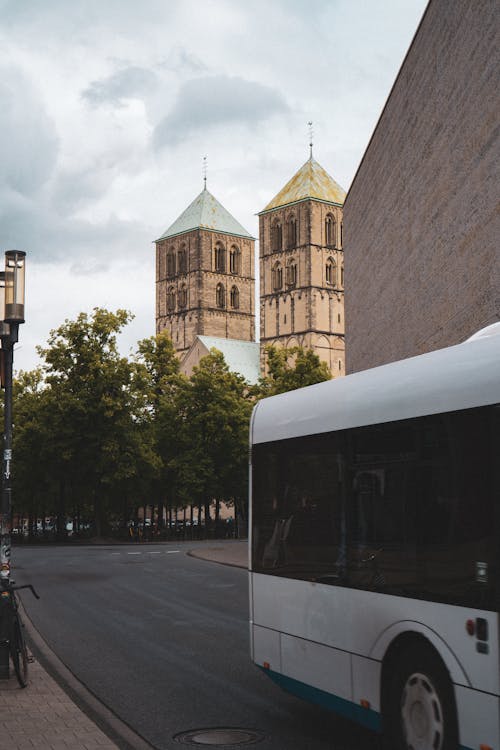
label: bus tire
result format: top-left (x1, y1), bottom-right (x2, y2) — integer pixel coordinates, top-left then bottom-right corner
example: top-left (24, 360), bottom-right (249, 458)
top-left (383, 641), bottom-right (458, 750)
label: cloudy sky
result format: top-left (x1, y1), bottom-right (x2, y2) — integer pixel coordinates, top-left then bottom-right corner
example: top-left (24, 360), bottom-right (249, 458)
top-left (0, 0), bottom-right (427, 372)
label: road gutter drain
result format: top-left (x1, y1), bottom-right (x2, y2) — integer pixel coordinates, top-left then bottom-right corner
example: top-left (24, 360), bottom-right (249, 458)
top-left (173, 727), bottom-right (265, 746)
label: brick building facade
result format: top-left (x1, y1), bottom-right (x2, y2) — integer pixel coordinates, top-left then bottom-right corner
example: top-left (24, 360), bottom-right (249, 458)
top-left (155, 186), bottom-right (255, 359)
top-left (344, 0), bottom-right (499, 374)
top-left (258, 156), bottom-right (347, 376)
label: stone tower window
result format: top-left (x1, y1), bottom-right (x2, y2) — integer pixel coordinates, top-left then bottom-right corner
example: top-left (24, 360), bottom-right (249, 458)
top-left (286, 259), bottom-right (297, 288)
top-left (340, 263), bottom-right (344, 286)
top-left (325, 214), bottom-right (336, 247)
top-left (271, 220), bottom-right (282, 251)
top-left (178, 246), bottom-right (187, 274)
top-left (340, 222), bottom-right (343, 248)
top-left (286, 216), bottom-right (297, 249)
top-left (230, 285), bottom-right (240, 309)
top-left (326, 257), bottom-right (336, 286)
top-left (215, 243), bottom-right (226, 273)
top-left (166, 285), bottom-right (176, 312)
top-left (272, 262), bottom-right (283, 291)
top-left (167, 248), bottom-right (176, 278)
top-left (216, 282), bottom-right (225, 308)
top-left (229, 246), bottom-right (241, 274)
top-left (179, 284), bottom-right (187, 309)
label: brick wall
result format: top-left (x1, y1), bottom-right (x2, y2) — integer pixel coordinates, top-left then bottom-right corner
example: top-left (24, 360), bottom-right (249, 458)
top-left (344, 0), bottom-right (500, 373)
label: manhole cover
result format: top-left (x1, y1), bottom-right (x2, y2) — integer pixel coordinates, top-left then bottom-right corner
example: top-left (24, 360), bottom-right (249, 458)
top-left (173, 727), bottom-right (265, 746)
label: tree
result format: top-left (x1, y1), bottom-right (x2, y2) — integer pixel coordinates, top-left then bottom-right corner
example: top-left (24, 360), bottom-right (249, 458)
top-left (134, 332), bottom-right (185, 532)
top-left (259, 345), bottom-right (332, 396)
top-left (36, 308), bottom-right (146, 537)
top-left (171, 349), bottom-right (253, 533)
top-left (12, 369), bottom-right (55, 537)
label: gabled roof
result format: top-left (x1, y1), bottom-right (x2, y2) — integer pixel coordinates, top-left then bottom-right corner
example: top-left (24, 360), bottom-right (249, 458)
top-left (192, 336), bottom-right (260, 384)
top-left (157, 187), bottom-right (253, 241)
top-left (260, 156), bottom-right (346, 214)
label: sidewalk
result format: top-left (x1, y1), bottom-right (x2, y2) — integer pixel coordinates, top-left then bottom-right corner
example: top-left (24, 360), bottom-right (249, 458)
top-left (0, 540), bottom-right (248, 750)
top-left (188, 539), bottom-right (248, 568)
top-left (0, 658), bottom-right (119, 750)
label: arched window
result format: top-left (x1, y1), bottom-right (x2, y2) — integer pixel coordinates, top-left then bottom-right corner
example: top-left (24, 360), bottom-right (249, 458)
top-left (326, 257), bottom-right (336, 286)
top-left (272, 262), bottom-right (283, 291)
top-left (271, 220), bottom-right (282, 252)
top-left (230, 285), bottom-right (239, 309)
top-left (178, 284), bottom-right (187, 309)
top-left (216, 283), bottom-right (225, 308)
top-left (325, 214), bottom-right (336, 247)
top-left (229, 246), bottom-right (240, 274)
top-left (340, 222), bottom-right (343, 248)
top-left (167, 248), bottom-right (176, 277)
top-left (286, 258), bottom-right (297, 288)
top-left (166, 286), bottom-right (176, 312)
top-left (286, 216), bottom-right (297, 249)
top-left (178, 246), bottom-right (187, 274)
top-left (340, 263), bottom-right (344, 286)
top-left (215, 243), bottom-right (226, 273)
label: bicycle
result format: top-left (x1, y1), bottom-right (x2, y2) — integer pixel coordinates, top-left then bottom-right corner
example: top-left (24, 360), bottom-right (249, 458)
top-left (0, 581), bottom-right (39, 687)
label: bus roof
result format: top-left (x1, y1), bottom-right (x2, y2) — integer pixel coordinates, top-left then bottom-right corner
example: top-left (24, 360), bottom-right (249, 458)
top-left (251, 332), bottom-right (500, 445)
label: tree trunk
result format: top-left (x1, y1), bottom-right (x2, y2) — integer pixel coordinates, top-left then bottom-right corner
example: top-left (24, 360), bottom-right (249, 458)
top-left (204, 501), bottom-right (211, 538)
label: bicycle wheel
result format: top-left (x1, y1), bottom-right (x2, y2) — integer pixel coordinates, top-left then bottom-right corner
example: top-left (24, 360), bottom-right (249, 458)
top-left (10, 614), bottom-right (28, 688)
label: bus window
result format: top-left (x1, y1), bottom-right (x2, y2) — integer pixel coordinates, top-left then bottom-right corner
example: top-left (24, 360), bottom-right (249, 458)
top-left (416, 407), bottom-right (497, 610)
top-left (252, 434), bottom-right (348, 583)
top-left (347, 421), bottom-right (418, 595)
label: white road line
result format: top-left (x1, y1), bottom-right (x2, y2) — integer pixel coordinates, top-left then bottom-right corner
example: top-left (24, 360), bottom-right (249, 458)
top-left (166, 550), bottom-right (180, 554)
top-left (147, 551), bottom-right (162, 555)
top-left (128, 552), bottom-right (141, 555)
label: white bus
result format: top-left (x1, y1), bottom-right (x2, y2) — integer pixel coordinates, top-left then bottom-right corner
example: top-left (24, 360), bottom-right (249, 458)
top-left (249, 327), bottom-right (500, 750)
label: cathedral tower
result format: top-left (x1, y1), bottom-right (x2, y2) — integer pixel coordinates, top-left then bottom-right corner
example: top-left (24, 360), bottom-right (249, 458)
top-left (155, 186), bottom-right (255, 358)
top-left (258, 155), bottom-right (346, 376)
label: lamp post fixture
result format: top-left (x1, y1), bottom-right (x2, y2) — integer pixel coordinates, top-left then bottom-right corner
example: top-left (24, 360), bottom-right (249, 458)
top-left (0, 250), bottom-right (26, 679)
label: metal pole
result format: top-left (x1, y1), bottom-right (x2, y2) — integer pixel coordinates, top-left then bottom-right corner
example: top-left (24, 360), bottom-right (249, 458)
top-left (0, 325), bottom-right (17, 678)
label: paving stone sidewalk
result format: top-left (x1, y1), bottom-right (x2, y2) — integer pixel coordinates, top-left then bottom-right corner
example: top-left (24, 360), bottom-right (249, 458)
top-left (0, 657), bottom-right (118, 750)
top-left (0, 541), bottom-right (248, 750)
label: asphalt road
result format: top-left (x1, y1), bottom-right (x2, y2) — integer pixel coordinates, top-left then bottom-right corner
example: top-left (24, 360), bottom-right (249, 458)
top-left (13, 542), bottom-right (379, 750)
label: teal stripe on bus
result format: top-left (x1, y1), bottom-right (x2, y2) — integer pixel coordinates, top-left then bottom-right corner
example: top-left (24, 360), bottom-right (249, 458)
top-left (259, 667), bottom-right (476, 749)
top-left (259, 666), bottom-right (381, 732)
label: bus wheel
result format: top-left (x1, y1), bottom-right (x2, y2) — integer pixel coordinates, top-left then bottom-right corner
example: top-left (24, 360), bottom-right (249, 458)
top-left (384, 643), bottom-right (458, 750)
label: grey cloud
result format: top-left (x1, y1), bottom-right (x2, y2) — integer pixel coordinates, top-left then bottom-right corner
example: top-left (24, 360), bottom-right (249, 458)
top-left (70, 260), bottom-right (110, 276)
top-left (52, 167), bottom-right (113, 213)
top-left (158, 48), bottom-right (206, 75)
top-left (153, 75), bottom-right (288, 148)
top-left (0, 186), bottom-right (151, 267)
top-left (82, 66), bottom-right (158, 107)
top-left (0, 67), bottom-right (59, 195)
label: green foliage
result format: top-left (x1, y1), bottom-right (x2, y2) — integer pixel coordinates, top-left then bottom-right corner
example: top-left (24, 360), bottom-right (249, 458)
top-left (170, 349), bottom-right (253, 513)
top-left (9, 314), bottom-right (331, 538)
top-left (258, 345), bottom-right (332, 396)
top-left (29, 308), bottom-right (149, 535)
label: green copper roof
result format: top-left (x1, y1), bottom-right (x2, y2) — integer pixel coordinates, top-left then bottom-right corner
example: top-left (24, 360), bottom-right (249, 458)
top-left (197, 336), bottom-right (260, 384)
top-left (260, 156), bottom-right (346, 213)
top-left (157, 187), bottom-right (253, 241)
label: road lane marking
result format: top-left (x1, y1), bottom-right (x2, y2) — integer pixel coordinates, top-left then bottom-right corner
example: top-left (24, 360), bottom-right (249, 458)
top-left (166, 550), bottom-right (180, 554)
top-left (128, 552), bottom-right (141, 555)
top-left (147, 551), bottom-right (162, 555)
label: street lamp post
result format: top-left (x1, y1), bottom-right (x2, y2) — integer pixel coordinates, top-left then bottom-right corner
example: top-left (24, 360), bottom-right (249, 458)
top-left (0, 250), bottom-right (26, 679)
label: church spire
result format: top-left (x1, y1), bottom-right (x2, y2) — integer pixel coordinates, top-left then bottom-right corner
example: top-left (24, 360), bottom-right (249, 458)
top-left (203, 155), bottom-right (207, 190)
top-left (308, 121), bottom-right (313, 159)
